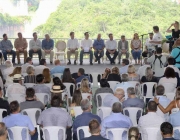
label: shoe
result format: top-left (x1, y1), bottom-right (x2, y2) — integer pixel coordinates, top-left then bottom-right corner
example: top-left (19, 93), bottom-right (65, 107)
top-left (74, 60), bottom-right (77, 65)
top-left (67, 61), bottom-right (71, 65)
top-left (90, 62), bottom-right (93, 65)
top-left (50, 61), bottom-right (53, 64)
top-left (112, 61), bottom-right (115, 65)
top-left (80, 62), bottom-right (83, 65)
top-left (95, 58), bottom-right (97, 62)
top-left (98, 60), bottom-right (100, 64)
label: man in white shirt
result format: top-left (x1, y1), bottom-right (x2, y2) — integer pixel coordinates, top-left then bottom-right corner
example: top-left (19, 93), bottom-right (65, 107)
top-left (21, 57), bottom-right (34, 74)
top-left (165, 57), bottom-right (180, 76)
top-left (106, 33), bottom-right (118, 64)
top-left (34, 59), bottom-right (48, 75)
top-left (80, 32), bottom-right (93, 65)
top-left (149, 26), bottom-right (163, 48)
top-left (119, 59), bottom-right (129, 74)
top-left (29, 32), bottom-right (42, 63)
top-left (143, 33), bottom-right (155, 57)
top-left (138, 101), bottom-right (165, 139)
top-left (3, 60), bottom-right (14, 79)
top-left (67, 32), bottom-right (79, 65)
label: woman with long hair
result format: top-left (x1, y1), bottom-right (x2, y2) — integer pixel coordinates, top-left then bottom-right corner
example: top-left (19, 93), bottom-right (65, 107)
top-left (127, 65), bottom-right (139, 81)
top-left (62, 68), bottom-right (75, 84)
top-left (107, 66), bottom-right (121, 82)
top-left (131, 33), bottom-right (141, 64)
top-left (141, 67), bottom-right (158, 83)
top-left (70, 90), bottom-right (82, 107)
top-left (80, 78), bottom-right (91, 94)
top-left (128, 127), bottom-right (140, 140)
top-left (43, 68), bottom-right (51, 83)
top-left (6, 67), bottom-right (22, 85)
top-left (53, 77), bottom-right (66, 90)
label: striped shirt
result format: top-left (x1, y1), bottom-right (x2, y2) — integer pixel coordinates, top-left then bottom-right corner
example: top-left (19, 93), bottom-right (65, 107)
top-left (24, 75), bottom-right (36, 83)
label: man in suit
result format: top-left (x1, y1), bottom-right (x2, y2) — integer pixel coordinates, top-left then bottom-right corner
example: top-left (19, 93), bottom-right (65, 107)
top-left (161, 122), bottom-right (177, 140)
top-left (118, 35), bottom-right (129, 64)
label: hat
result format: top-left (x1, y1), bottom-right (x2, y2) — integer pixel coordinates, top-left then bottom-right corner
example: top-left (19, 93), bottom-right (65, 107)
top-left (13, 74), bottom-right (23, 80)
top-left (50, 85), bottom-right (64, 93)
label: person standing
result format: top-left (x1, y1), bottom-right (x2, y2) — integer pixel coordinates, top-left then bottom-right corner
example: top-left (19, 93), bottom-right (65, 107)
top-left (118, 35), bottom-right (129, 64)
top-left (67, 32), bottom-right (79, 65)
top-left (42, 34), bottom-right (54, 64)
top-left (80, 32), bottom-right (93, 65)
top-left (171, 38), bottom-right (180, 70)
top-left (0, 34), bottom-right (16, 64)
top-left (93, 34), bottom-right (105, 64)
top-left (105, 33), bottom-right (118, 64)
top-left (14, 32), bottom-right (27, 64)
top-left (29, 32), bottom-right (42, 63)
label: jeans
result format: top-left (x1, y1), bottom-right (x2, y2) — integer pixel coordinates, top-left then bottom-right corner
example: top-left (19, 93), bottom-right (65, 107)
top-left (106, 50), bottom-right (118, 63)
top-left (94, 50), bottom-right (104, 61)
top-left (80, 50), bottom-right (93, 63)
top-left (132, 49), bottom-right (141, 60)
top-left (2, 50), bottom-right (16, 63)
top-left (31, 131), bottom-right (38, 140)
top-left (118, 51), bottom-right (129, 62)
top-left (29, 49), bottom-right (42, 62)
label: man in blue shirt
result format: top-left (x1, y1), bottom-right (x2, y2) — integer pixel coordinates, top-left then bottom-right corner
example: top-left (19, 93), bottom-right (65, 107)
top-left (50, 59), bottom-right (65, 75)
top-left (161, 122), bottom-right (177, 140)
top-left (73, 99), bottom-right (101, 140)
top-left (75, 68), bottom-right (91, 83)
top-left (0, 34), bottom-right (16, 64)
top-left (42, 34), bottom-right (54, 64)
top-left (93, 34), bottom-right (105, 64)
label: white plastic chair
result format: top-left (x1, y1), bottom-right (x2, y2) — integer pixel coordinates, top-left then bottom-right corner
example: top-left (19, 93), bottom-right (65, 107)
top-left (7, 126), bottom-right (30, 140)
top-left (68, 106), bottom-right (82, 117)
top-left (96, 107), bottom-right (111, 121)
top-left (141, 127), bottom-right (162, 140)
top-left (7, 93), bottom-right (26, 103)
top-left (63, 83), bottom-right (75, 97)
top-left (77, 126), bottom-right (91, 140)
top-left (52, 73), bottom-right (63, 80)
top-left (0, 109), bottom-right (7, 122)
top-left (55, 41), bottom-right (66, 63)
top-left (106, 128), bottom-right (128, 140)
top-left (43, 126), bottom-right (66, 140)
top-left (108, 81), bottom-right (120, 90)
top-left (165, 92), bottom-right (175, 101)
top-left (161, 83), bottom-right (176, 93)
top-left (24, 83), bottom-right (36, 88)
top-left (81, 93), bottom-right (92, 100)
top-left (91, 73), bottom-right (100, 87)
top-left (35, 93), bottom-right (50, 105)
top-left (21, 108), bottom-right (41, 140)
top-left (96, 93), bottom-right (112, 107)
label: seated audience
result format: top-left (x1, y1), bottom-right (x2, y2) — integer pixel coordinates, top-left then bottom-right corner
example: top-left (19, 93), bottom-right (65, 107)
top-left (94, 79), bottom-right (113, 107)
top-left (161, 122), bottom-right (177, 140)
top-left (127, 65), bottom-right (140, 81)
top-left (82, 119), bottom-right (108, 140)
top-left (76, 68), bottom-right (91, 83)
top-left (20, 88), bottom-right (44, 111)
top-left (73, 99), bottom-right (101, 140)
top-left (43, 68), bottom-right (51, 83)
top-left (53, 77), bottom-right (66, 90)
top-left (21, 57), bottom-right (33, 74)
top-left (70, 90), bottom-right (82, 107)
top-left (0, 122), bottom-right (7, 140)
top-left (0, 87), bottom-right (10, 116)
top-left (165, 57), bottom-right (180, 76)
top-left (50, 59), bottom-right (65, 75)
top-left (62, 68), bottom-right (76, 84)
top-left (138, 101), bottom-right (165, 140)
top-left (128, 127), bottom-right (140, 140)
top-left (80, 78), bottom-right (92, 94)
top-left (119, 59), bottom-right (129, 74)
top-left (107, 66), bottom-right (121, 82)
top-left (50, 85), bottom-right (65, 102)
top-left (3, 101), bottom-right (37, 140)
top-left (137, 57), bottom-right (150, 79)
top-left (141, 67), bottom-right (158, 83)
top-left (37, 96), bottom-right (72, 140)
top-left (6, 74), bottom-right (25, 103)
top-left (34, 59), bottom-right (48, 75)
top-left (3, 60), bottom-right (14, 79)
top-left (103, 88), bottom-right (125, 107)
top-left (24, 66), bottom-right (36, 83)
top-left (101, 102), bottom-right (133, 140)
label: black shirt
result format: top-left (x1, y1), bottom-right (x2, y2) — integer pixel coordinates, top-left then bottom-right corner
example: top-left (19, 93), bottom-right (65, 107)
top-left (0, 98), bottom-right (10, 117)
top-left (82, 135), bottom-right (108, 140)
top-left (172, 29), bottom-right (180, 39)
top-left (107, 74), bottom-right (121, 83)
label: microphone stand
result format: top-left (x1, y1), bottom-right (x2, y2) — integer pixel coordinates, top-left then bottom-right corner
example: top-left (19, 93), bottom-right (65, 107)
top-left (140, 33), bottom-right (149, 66)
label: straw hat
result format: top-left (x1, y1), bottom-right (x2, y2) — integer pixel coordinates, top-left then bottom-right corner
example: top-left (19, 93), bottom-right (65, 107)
top-left (50, 85), bottom-right (64, 93)
top-left (13, 74), bottom-right (24, 80)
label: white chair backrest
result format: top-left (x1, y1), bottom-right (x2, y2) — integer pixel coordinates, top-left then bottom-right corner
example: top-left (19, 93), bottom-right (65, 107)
top-left (141, 127), bottom-right (162, 140)
top-left (108, 81), bottom-right (120, 90)
top-left (106, 128), bottom-right (128, 140)
top-left (22, 73), bottom-right (28, 77)
top-left (44, 83), bottom-right (53, 89)
top-left (68, 106), bottom-right (83, 117)
top-left (7, 126), bottom-right (29, 140)
top-left (171, 108), bottom-right (180, 114)
top-left (97, 107), bottom-right (111, 121)
top-left (123, 107), bottom-right (143, 126)
top-left (63, 83), bottom-right (75, 97)
top-left (81, 93), bottom-right (92, 100)
top-left (77, 126), bottom-right (91, 140)
top-left (52, 73), bottom-right (63, 80)
top-left (7, 93), bottom-right (25, 103)
top-left (56, 41), bottom-right (66, 51)
top-left (0, 109), bottom-right (7, 122)
top-left (91, 73), bottom-right (100, 87)
top-left (96, 93), bottom-right (112, 107)
top-left (35, 93), bottom-right (50, 105)
top-left (141, 82), bottom-right (157, 98)
top-left (161, 83), bottom-right (176, 93)
top-left (24, 83), bottom-right (36, 88)
top-left (43, 126), bottom-right (66, 140)
top-left (165, 92), bottom-right (175, 101)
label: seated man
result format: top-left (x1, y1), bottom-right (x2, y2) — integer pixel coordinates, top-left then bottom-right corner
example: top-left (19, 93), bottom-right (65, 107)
top-left (38, 96), bottom-right (72, 140)
top-left (3, 101), bottom-right (37, 140)
top-left (80, 32), bottom-right (93, 65)
top-left (161, 122), bottom-right (177, 140)
top-left (20, 88), bottom-right (44, 111)
top-left (14, 32), bottom-right (27, 64)
top-left (6, 74), bottom-right (26, 103)
top-left (119, 59), bottom-right (129, 74)
top-left (93, 34), bottom-right (105, 64)
top-left (0, 34), bottom-right (16, 64)
top-left (21, 57), bottom-right (34, 74)
top-left (42, 34), bottom-right (54, 64)
top-left (137, 57), bottom-right (150, 79)
top-left (73, 99), bottom-right (101, 140)
top-left (75, 68), bottom-right (91, 83)
top-left (101, 102), bottom-right (133, 140)
top-left (50, 59), bottom-right (65, 75)
top-left (29, 32), bottom-right (42, 63)
top-left (34, 59), bottom-right (48, 75)
top-left (82, 119), bottom-right (108, 140)
top-left (3, 60), bottom-right (14, 79)
top-left (103, 88), bottom-right (125, 107)
top-left (0, 122), bottom-right (7, 140)
top-left (105, 33), bottom-right (118, 64)
top-left (118, 35), bottom-right (129, 64)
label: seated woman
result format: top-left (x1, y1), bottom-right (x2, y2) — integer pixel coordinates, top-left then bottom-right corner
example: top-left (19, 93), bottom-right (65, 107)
top-left (127, 65), bottom-right (140, 81)
top-left (128, 127), bottom-right (140, 140)
top-left (80, 78), bottom-right (92, 94)
top-left (70, 90), bottom-right (82, 107)
top-left (107, 67), bottom-right (121, 82)
top-left (24, 66), bottom-right (36, 83)
top-left (43, 68), bottom-right (51, 83)
top-left (141, 67), bottom-right (158, 83)
top-left (53, 77), bottom-right (66, 90)
top-left (102, 68), bottom-right (111, 79)
top-left (62, 68), bottom-right (75, 84)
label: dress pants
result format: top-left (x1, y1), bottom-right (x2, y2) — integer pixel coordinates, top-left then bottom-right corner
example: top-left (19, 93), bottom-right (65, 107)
top-left (29, 49), bottom-right (42, 62)
top-left (67, 50), bottom-right (78, 60)
top-left (16, 50), bottom-right (27, 64)
top-left (41, 49), bottom-right (54, 62)
top-left (2, 50), bottom-right (16, 63)
top-left (94, 50), bottom-right (104, 61)
top-left (106, 50), bottom-right (118, 63)
top-left (80, 50), bottom-right (93, 63)
top-left (118, 51), bottom-right (129, 62)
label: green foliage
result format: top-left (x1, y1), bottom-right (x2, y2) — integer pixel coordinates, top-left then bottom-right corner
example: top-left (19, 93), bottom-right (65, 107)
top-left (35, 0), bottom-right (180, 39)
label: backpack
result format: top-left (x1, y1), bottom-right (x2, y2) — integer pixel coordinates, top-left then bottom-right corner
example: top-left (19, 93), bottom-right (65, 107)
top-left (153, 55), bottom-right (164, 68)
top-left (174, 47), bottom-right (180, 64)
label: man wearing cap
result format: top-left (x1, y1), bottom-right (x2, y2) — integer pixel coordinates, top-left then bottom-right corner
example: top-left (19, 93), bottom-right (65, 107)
top-left (6, 74), bottom-right (26, 103)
